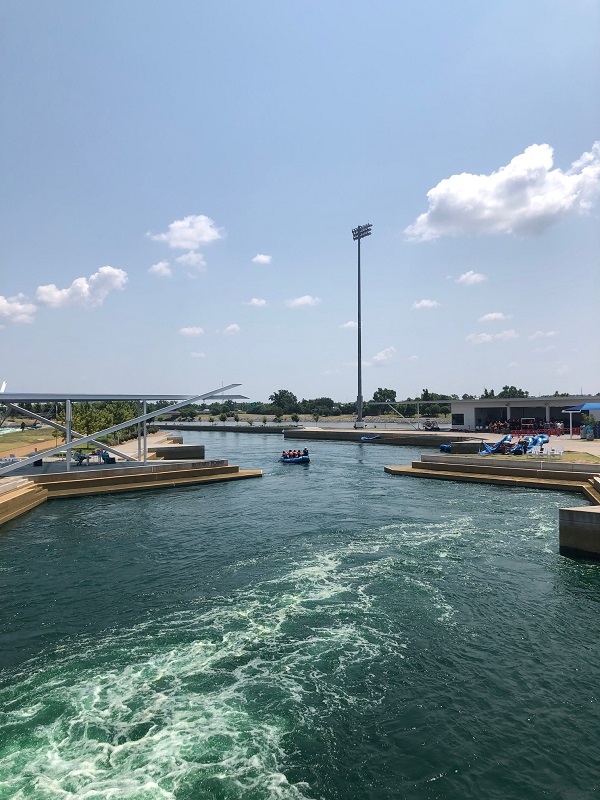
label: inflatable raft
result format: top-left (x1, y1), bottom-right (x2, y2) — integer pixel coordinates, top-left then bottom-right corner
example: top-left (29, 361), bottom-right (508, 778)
top-left (279, 455), bottom-right (310, 464)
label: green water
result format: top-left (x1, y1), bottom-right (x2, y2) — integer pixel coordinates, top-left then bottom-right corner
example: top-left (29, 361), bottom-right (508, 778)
top-left (0, 434), bottom-right (598, 799)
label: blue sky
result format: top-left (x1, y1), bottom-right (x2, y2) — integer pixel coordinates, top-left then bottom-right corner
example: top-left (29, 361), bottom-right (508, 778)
top-left (1, 0), bottom-right (599, 402)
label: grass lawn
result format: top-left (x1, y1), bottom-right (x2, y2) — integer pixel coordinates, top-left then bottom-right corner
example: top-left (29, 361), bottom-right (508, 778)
top-left (0, 427), bottom-right (60, 451)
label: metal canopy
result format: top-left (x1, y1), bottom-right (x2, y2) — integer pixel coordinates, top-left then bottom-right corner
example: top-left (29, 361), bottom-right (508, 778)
top-left (0, 384), bottom-right (247, 476)
top-left (0, 392), bottom-right (247, 403)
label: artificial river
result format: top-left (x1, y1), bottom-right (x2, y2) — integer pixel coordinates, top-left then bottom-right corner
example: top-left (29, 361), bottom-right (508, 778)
top-left (0, 432), bottom-right (598, 799)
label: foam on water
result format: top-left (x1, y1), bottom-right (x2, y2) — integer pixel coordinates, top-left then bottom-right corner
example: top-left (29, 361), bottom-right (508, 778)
top-left (0, 537), bottom-right (418, 799)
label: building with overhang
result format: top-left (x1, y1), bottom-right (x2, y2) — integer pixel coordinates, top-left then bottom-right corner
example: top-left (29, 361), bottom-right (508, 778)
top-left (449, 395), bottom-right (599, 431)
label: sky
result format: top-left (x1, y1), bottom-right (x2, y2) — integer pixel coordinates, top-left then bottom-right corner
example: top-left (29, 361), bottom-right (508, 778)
top-left (1, 0), bottom-right (599, 404)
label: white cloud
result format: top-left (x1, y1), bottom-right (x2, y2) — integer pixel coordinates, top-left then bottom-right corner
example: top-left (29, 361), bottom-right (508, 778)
top-left (371, 346), bottom-right (396, 365)
top-left (341, 320), bottom-right (358, 329)
top-left (466, 329), bottom-right (519, 344)
top-left (149, 261), bottom-right (172, 277)
top-left (457, 271), bottom-right (487, 285)
top-left (285, 295), bottom-right (321, 308)
top-left (412, 299), bottom-right (440, 310)
top-left (148, 214), bottom-right (222, 249)
top-left (409, 354), bottom-right (418, 361)
top-left (495, 329), bottom-right (519, 341)
top-left (0, 294), bottom-right (37, 324)
top-left (529, 330), bottom-right (557, 339)
top-left (36, 266), bottom-right (128, 308)
top-left (252, 254), bottom-right (272, 265)
top-left (466, 333), bottom-right (494, 345)
top-left (191, 352), bottom-right (206, 358)
top-left (175, 251), bottom-right (207, 270)
top-left (479, 311), bottom-right (510, 322)
top-left (532, 344), bottom-right (557, 353)
top-left (405, 140), bottom-right (600, 240)
top-left (224, 323), bottom-right (240, 335)
top-left (179, 326), bottom-right (204, 336)
top-left (246, 298), bottom-right (267, 307)
top-left (555, 363), bottom-right (570, 377)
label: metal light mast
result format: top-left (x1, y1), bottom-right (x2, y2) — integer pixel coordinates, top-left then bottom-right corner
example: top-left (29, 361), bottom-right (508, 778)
top-left (352, 223), bottom-right (372, 429)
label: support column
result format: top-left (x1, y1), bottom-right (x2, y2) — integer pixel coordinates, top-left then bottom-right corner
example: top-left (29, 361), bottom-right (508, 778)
top-left (137, 401), bottom-right (142, 461)
top-left (66, 399), bottom-right (72, 472)
top-left (143, 400), bottom-right (147, 462)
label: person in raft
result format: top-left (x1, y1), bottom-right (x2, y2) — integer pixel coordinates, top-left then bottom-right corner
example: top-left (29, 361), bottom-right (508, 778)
top-left (302, 448), bottom-right (309, 456)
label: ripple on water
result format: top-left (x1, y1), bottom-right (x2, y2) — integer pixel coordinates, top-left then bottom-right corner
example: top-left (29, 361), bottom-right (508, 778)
top-left (1, 436), bottom-right (599, 799)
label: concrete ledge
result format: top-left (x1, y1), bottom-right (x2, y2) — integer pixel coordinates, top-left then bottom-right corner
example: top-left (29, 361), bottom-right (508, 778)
top-left (421, 454), bottom-right (600, 475)
top-left (37, 464), bottom-right (251, 497)
top-left (148, 444), bottom-right (206, 459)
top-left (0, 483), bottom-right (48, 527)
top-left (412, 460), bottom-right (596, 483)
top-left (559, 506), bottom-right (600, 560)
top-left (384, 465), bottom-right (589, 494)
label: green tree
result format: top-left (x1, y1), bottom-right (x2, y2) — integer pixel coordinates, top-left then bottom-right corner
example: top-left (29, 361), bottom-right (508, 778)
top-left (268, 389), bottom-right (298, 413)
top-left (291, 413), bottom-right (300, 423)
top-left (372, 387), bottom-right (396, 404)
top-left (312, 412), bottom-right (320, 424)
top-left (219, 413), bottom-right (227, 423)
top-left (234, 413), bottom-right (240, 424)
top-left (497, 385), bottom-right (529, 399)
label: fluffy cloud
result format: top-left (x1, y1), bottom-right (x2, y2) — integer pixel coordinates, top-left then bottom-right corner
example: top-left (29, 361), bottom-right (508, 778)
top-left (412, 299), bottom-right (440, 310)
top-left (466, 329), bottom-right (519, 344)
top-left (409, 355), bottom-right (418, 361)
top-left (0, 294), bottom-right (37, 324)
top-left (224, 323), bottom-right (240, 335)
top-left (285, 295), bottom-right (321, 308)
top-left (191, 352), bottom-right (206, 358)
top-left (149, 261), bottom-right (172, 277)
top-left (405, 140), bottom-right (600, 240)
top-left (148, 215), bottom-right (222, 249)
top-left (175, 251), bottom-right (207, 271)
top-left (179, 326), bottom-right (204, 336)
top-left (371, 346), bottom-right (396, 367)
top-left (457, 271), bottom-right (486, 285)
top-left (252, 254), bottom-right (272, 265)
top-left (246, 298), bottom-right (267, 307)
top-left (36, 266), bottom-right (127, 308)
top-left (479, 311), bottom-right (510, 322)
top-left (341, 320), bottom-right (358, 329)
top-left (529, 330), bottom-right (557, 339)
top-left (364, 346), bottom-right (397, 367)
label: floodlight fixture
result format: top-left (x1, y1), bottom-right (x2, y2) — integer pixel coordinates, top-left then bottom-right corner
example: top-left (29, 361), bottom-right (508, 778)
top-left (352, 223), bottom-right (372, 241)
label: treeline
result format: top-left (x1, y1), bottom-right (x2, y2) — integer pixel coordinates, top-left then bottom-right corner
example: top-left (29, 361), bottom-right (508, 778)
top-left (9, 401), bottom-right (161, 443)
top-left (10, 384), bottom-right (580, 427)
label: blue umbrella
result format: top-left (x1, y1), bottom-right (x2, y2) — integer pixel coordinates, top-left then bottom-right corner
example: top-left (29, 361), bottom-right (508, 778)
top-left (563, 403), bottom-right (600, 411)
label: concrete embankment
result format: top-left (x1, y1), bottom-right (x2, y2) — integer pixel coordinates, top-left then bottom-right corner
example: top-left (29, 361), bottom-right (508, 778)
top-left (282, 428), bottom-right (481, 449)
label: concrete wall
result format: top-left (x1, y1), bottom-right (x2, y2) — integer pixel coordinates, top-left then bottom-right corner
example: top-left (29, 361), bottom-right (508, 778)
top-left (559, 506), bottom-right (600, 561)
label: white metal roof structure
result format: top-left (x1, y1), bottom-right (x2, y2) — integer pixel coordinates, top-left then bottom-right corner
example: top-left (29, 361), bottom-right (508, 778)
top-left (0, 384), bottom-right (247, 476)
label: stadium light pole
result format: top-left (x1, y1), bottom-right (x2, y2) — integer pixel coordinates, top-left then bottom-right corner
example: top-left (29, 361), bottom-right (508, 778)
top-left (352, 223), bottom-right (372, 429)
